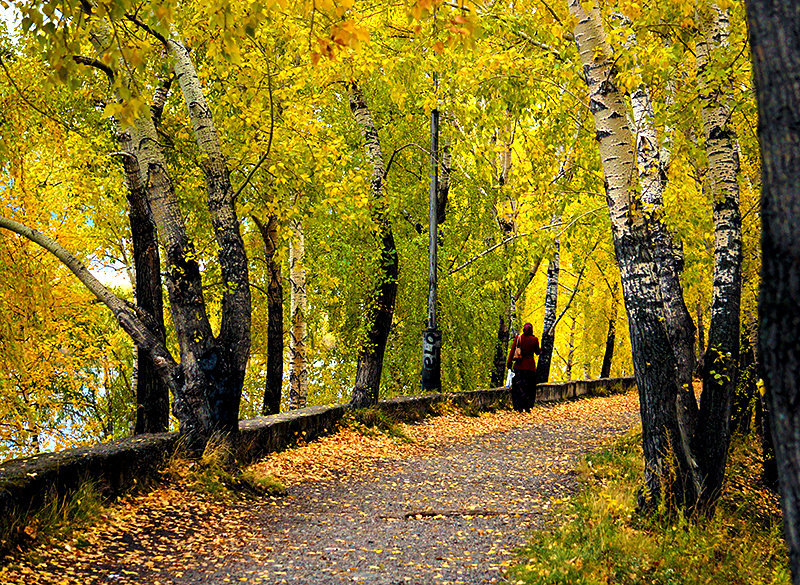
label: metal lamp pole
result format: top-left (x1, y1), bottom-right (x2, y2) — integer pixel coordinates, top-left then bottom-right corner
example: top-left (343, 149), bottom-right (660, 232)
top-left (422, 96), bottom-right (442, 391)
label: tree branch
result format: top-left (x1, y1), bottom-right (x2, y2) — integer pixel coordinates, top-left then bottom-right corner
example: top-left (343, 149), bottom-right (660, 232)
top-left (125, 14), bottom-right (169, 47)
top-left (72, 55), bottom-right (115, 84)
top-left (0, 215), bottom-right (178, 380)
top-left (546, 240), bottom-right (601, 336)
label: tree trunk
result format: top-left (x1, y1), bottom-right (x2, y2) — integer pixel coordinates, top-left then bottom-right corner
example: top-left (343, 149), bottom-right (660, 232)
top-left (119, 134), bottom-right (169, 435)
top-left (693, 3), bottom-right (743, 510)
top-left (565, 314), bottom-right (577, 380)
top-left (108, 77), bottom-right (171, 435)
top-left (759, 383), bottom-right (779, 493)
top-left (348, 85), bottom-right (399, 409)
top-left (696, 300), bottom-right (706, 375)
top-left (630, 58), bottom-right (698, 433)
top-left (2, 31), bottom-right (250, 451)
top-left (600, 288), bottom-right (617, 378)
top-left (537, 241), bottom-right (559, 384)
top-left (254, 214), bottom-right (283, 416)
top-left (731, 329), bottom-right (756, 435)
top-left (491, 313), bottom-right (509, 387)
top-left (567, 0), bottom-right (699, 508)
top-left (746, 0), bottom-right (800, 578)
top-left (288, 218), bottom-right (308, 410)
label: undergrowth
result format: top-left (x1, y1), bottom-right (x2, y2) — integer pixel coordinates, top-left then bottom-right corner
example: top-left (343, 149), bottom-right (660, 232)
top-left (164, 436), bottom-right (287, 499)
top-left (342, 407), bottom-right (413, 443)
top-left (511, 430), bottom-right (789, 585)
top-left (0, 480), bottom-right (105, 561)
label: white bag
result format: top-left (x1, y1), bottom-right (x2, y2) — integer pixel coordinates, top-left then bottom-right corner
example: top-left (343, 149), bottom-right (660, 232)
top-left (505, 369), bottom-right (514, 387)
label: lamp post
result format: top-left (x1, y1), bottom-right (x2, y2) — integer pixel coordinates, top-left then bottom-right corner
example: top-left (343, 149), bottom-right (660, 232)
top-left (422, 103), bottom-right (442, 391)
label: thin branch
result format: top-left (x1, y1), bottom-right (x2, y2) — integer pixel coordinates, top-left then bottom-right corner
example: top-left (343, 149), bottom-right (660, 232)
top-left (553, 205), bottom-right (605, 239)
top-left (447, 210), bottom-right (591, 277)
top-left (384, 143), bottom-right (422, 179)
top-left (448, 232), bottom-right (529, 274)
top-left (234, 53), bottom-right (275, 200)
top-left (0, 56), bottom-right (85, 137)
top-left (546, 240), bottom-right (601, 336)
top-left (125, 14), bottom-right (169, 47)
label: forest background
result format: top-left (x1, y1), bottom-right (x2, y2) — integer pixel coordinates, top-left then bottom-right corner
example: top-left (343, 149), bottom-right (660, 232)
top-left (0, 0), bottom-right (759, 462)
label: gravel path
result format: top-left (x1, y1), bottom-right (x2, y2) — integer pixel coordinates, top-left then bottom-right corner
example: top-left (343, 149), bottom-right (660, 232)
top-left (4, 392), bottom-right (640, 585)
top-left (183, 393), bottom-right (640, 585)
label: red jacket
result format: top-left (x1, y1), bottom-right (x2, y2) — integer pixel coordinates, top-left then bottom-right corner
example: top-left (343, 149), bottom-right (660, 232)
top-left (507, 332), bottom-right (541, 371)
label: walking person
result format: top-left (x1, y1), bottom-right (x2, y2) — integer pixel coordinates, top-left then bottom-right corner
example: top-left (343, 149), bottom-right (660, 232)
top-left (506, 322), bottom-right (541, 411)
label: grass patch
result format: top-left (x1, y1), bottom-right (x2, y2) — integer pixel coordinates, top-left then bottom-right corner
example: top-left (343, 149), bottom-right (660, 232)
top-left (0, 480), bottom-right (106, 560)
top-left (510, 430), bottom-right (789, 585)
top-left (165, 435), bottom-right (287, 500)
top-left (343, 406), bottom-right (413, 443)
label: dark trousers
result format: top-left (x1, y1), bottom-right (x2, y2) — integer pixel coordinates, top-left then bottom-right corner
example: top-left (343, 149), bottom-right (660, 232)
top-left (511, 369), bottom-right (536, 412)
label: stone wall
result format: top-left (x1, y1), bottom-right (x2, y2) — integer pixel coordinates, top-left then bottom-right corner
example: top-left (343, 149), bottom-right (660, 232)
top-left (0, 377), bottom-right (634, 540)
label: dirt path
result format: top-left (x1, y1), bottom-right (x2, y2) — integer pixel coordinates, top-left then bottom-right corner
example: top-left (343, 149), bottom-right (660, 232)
top-left (2, 392), bottom-right (640, 585)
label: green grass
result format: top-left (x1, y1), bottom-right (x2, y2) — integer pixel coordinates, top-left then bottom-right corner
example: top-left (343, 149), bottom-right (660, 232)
top-left (343, 406), bottom-right (413, 443)
top-left (0, 480), bottom-right (106, 560)
top-left (510, 430), bottom-right (789, 585)
top-left (167, 435), bottom-right (288, 500)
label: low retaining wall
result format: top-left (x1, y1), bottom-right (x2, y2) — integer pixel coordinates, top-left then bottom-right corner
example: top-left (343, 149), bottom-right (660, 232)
top-left (536, 376), bottom-right (636, 403)
top-left (0, 376), bottom-right (634, 538)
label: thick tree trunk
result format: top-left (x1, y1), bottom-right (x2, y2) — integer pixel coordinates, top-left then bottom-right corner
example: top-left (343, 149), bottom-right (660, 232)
top-left (348, 85), bottom-right (399, 409)
top-left (630, 63), bottom-right (698, 432)
top-left (288, 218), bottom-right (308, 410)
top-left (253, 215), bottom-right (283, 416)
top-left (746, 0), bottom-right (800, 579)
top-left (693, 4), bottom-right (743, 510)
top-left (169, 37), bottom-right (251, 437)
top-left (118, 131), bottom-right (169, 434)
top-left (568, 0), bottom-right (699, 508)
top-left (537, 242), bottom-right (559, 384)
top-left (4, 30), bottom-right (249, 451)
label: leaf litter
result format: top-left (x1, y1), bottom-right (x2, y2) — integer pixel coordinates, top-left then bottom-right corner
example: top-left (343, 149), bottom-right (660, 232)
top-left (0, 391), bottom-right (640, 584)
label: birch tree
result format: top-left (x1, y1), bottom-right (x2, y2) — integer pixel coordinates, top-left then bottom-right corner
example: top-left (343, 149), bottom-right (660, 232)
top-left (348, 84), bottom-right (399, 408)
top-left (289, 218), bottom-right (309, 410)
top-left (692, 2), bottom-right (744, 508)
top-left (1, 8), bottom-right (251, 449)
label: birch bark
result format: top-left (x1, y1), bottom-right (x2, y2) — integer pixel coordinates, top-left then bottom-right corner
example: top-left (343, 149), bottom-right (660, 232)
top-left (254, 214), bottom-right (284, 416)
top-left (600, 284), bottom-right (618, 379)
top-left (693, 3), bottom-right (743, 508)
top-left (567, 0), bottom-right (694, 507)
top-left (289, 218), bottom-right (308, 410)
top-left (537, 240), bottom-right (559, 384)
top-left (349, 85), bottom-right (398, 408)
top-left (118, 129), bottom-right (168, 434)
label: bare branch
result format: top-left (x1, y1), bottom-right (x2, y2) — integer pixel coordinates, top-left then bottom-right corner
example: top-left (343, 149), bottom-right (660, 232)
top-left (546, 240), bottom-right (601, 336)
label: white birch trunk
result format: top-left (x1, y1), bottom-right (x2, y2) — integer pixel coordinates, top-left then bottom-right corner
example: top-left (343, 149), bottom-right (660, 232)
top-left (289, 218), bottom-right (308, 410)
top-left (693, 3), bottom-right (743, 507)
top-left (567, 0), bottom-right (695, 507)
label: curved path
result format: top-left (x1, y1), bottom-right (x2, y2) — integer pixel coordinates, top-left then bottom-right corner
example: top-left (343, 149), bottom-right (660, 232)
top-left (3, 392), bottom-right (639, 585)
